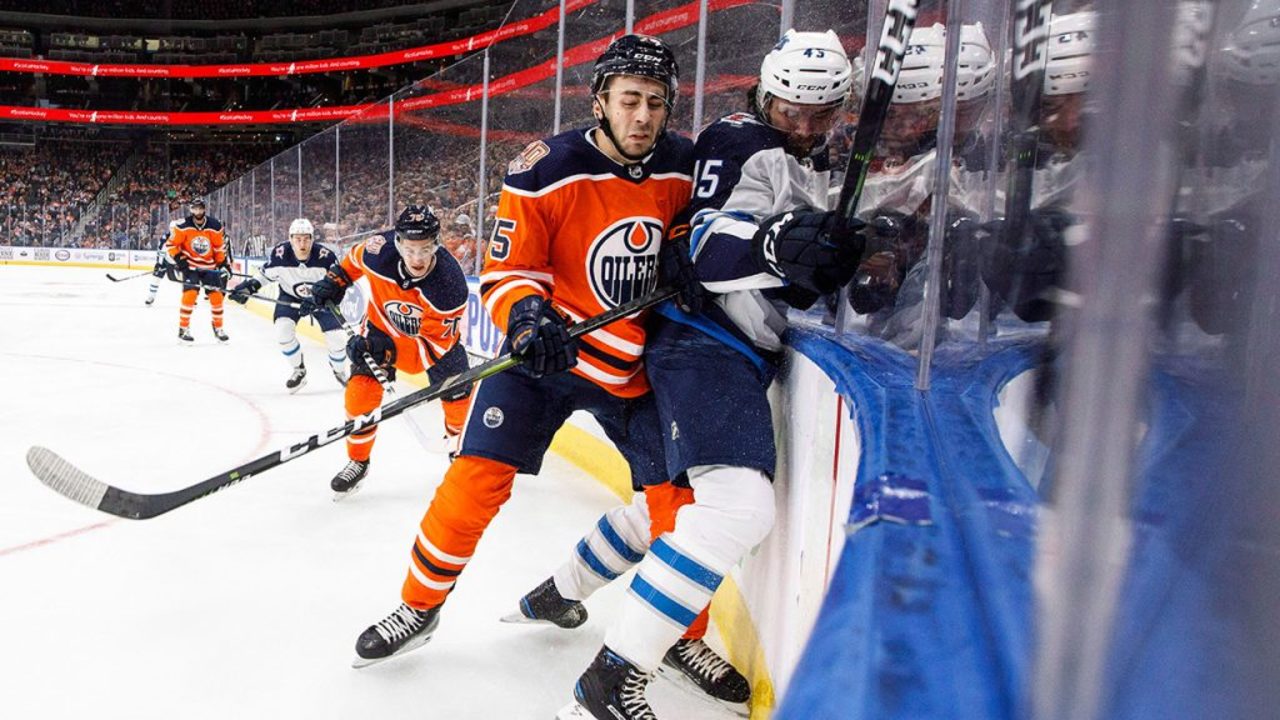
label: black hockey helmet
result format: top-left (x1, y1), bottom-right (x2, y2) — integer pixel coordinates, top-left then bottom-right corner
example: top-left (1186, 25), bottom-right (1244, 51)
top-left (189, 198), bottom-right (207, 210)
top-left (395, 205), bottom-right (441, 242)
top-left (591, 34), bottom-right (679, 107)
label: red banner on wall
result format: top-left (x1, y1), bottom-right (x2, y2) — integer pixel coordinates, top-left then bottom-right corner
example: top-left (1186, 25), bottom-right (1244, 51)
top-left (0, 0), bottom-right (599, 79)
top-left (0, 0), bottom-right (755, 126)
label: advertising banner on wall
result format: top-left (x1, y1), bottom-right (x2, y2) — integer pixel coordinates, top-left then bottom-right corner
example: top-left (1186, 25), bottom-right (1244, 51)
top-left (0, 245), bottom-right (146, 267)
top-left (463, 278), bottom-right (504, 359)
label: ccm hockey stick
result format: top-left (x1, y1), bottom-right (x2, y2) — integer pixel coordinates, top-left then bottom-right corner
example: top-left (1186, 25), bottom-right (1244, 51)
top-left (326, 301), bottom-right (438, 453)
top-left (831, 0), bottom-right (920, 329)
top-left (27, 287), bottom-right (677, 520)
top-left (832, 0), bottom-right (922, 234)
top-left (105, 270), bottom-right (154, 282)
top-left (990, 0), bottom-right (1054, 307)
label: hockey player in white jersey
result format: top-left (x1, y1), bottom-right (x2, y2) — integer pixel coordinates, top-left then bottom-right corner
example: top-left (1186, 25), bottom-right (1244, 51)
top-left (144, 231), bottom-right (176, 306)
top-left (227, 218), bottom-right (349, 391)
top-left (841, 22), bottom-right (999, 345)
top-left (551, 30), bottom-right (866, 720)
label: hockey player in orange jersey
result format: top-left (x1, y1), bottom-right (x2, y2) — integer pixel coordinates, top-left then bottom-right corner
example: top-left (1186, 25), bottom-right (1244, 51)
top-left (346, 39), bottom-right (718, 711)
top-left (306, 205), bottom-right (473, 497)
top-left (166, 198), bottom-right (232, 343)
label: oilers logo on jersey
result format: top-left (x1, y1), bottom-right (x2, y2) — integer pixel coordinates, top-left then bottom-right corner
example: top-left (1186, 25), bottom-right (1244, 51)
top-left (384, 300), bottom-right (423, 336)
top-left (192, 235), bottom-right (211, 255)
top-left (587, 216), bottom-right (662, 308)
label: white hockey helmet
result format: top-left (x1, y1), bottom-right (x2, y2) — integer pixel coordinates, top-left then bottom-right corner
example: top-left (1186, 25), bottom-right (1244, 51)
top-left (758, 29), bottom-right (855, 106)
top-left (288, 218), bottom-right (314, 237)
top-left (1043, 12), bottom-right (1097, 96)
top-left (1220, 0), bottom-right (1280, 85)
top-left (893, 23), bottom-right (997, 104)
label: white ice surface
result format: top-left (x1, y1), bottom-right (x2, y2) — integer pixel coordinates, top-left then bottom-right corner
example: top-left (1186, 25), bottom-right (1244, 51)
top-left (0, 266), bottom-right (734, 720)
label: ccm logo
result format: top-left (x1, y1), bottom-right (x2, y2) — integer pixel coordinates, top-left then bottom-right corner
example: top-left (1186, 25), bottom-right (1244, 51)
top-left (871, 0), bottom-right (921, 85)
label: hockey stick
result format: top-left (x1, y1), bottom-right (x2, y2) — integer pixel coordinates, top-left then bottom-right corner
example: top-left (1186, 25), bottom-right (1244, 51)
top-left (27, 287), bottom-right (677, 520)
top-left (990, 0), bottom-right (1054, 307)
top-left (326, 301), bottom-right (438, 453)
top-left (833, 0), bottom-right (922, 234)
top-left (106, 270), bottom-right (155, 282)
top-left (832, 0), bottom-right (921, 330)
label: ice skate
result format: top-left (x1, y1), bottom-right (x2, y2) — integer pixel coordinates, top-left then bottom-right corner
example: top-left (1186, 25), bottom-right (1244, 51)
top-left (352, 602), bottom-right (441, 668)
top-left (177, 327), bottom-right (194, 344)
top-left (331, 366), bottom-right (349, 387)
top-left (331, 459), bottom-right (369, 499)
top-left (211, 324), bottom-right (229, 343)
top-left (501, 576), bottom-right (587, 628)
top-left (144, 295), bottom-right (155, 306)
top-left (558, 646), bottom-right (656, 720)
top-left (660, 638), bottom-right (750, 715)
top-left (286, 363), bottom-right (307, 393)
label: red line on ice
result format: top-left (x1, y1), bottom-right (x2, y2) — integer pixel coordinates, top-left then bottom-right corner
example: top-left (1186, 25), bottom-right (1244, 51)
top-left (0, 520), bottom-right (116, 558)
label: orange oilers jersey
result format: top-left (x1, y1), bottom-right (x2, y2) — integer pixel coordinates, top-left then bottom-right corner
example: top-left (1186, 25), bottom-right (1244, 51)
top-left (166, 215), bottom-right (227, 270)
top-left (341, 231), bottom-right (468, 373)
top-left (482, 128), bottom-right (694, 398)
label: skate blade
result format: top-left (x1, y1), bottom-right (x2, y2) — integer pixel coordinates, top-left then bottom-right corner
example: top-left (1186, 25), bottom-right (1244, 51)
top-left (332, 483), bottom-right (363, 502)
top-left (656, 665), bottom-right (750, 718)
top-left (351, 629), bottom-right (436, 669)
top-left (554, 701), bottom-right (593, 719)
top-left (498, 609), bottom-right (558, 626)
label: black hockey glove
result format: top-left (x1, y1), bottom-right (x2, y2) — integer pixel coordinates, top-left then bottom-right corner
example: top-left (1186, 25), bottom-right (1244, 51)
top-left (507, 295), bottom-right (577, 378)
top-left (214, 263), bottom-right (232, 291)
top-left (228, 278), bottom-right (262, 305)
top-left (849, 252), bottom-right (901, 314)
top-left (152, 253), bottom-right (171, 278)
top-left (940, 213), bottom-right (982, 320)
top-left (347, 327), bottom-right (397, 380)
top-left (658, 223), bottom-right (706, 314)
top-left (302, 266), bottom-right (351, 314)
top-left (752, 210), bottom-right (864, 296)
top-left (978, 207), bottom-right (1072, 323)
top-left (848, 211), bottom-right (911, 315)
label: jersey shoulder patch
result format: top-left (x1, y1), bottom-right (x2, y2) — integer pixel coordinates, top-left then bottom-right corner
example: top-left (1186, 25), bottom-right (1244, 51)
top-left (363, 233), bottom-right (389, 255)
top-left (501, 129), bottom-right (600, 193)
top-left (508, 140), bottom-right (550, 175)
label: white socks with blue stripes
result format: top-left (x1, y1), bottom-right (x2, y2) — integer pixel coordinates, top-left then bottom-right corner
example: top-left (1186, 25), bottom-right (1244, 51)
top-left (555, 492), bottom-right (652, 601)
top-left (322, 329), bottom-right (348, 376)
top-left (605, 464), bottom-right (775, 671)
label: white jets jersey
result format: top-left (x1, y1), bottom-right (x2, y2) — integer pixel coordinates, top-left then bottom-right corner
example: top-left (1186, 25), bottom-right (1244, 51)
top-left (669, 112), bottom-right (834, 355)
top-left (260, 241), bottom-right (341, 299)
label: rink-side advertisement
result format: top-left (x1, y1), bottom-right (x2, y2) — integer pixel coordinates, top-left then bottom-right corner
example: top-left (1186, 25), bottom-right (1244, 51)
top-left (0, 245), bottom-right (140, 266)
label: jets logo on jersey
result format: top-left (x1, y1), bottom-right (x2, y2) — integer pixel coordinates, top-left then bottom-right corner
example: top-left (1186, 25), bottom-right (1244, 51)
top-left (192, 235), bottom-right (211, 255)
top-left (383, 301), bottom-right (423, 336)
top-left (587, 217), bottom-right (662, 309)
top-left (364, 236), bottom-right (386, 254)
top-left (291, 282), bottom-right (315, 298)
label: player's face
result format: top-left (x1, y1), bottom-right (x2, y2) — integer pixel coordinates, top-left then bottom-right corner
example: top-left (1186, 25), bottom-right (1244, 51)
top-left (765, 98), bottom-right (843, 154)
top-left (289, 233), bottom-right (313, 257)
top-left (594, 75), bottom-right (670, 160)
top-left (190, 205), bottom-right (206, 219)
top-left (880, 99), bottom-right (941, 156)
top-left (397, 237), bottom-right (437, 278)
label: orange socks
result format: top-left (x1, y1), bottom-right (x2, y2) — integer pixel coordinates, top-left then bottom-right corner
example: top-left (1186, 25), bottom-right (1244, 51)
top-left (401, 455), bottom-right (518, 609)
